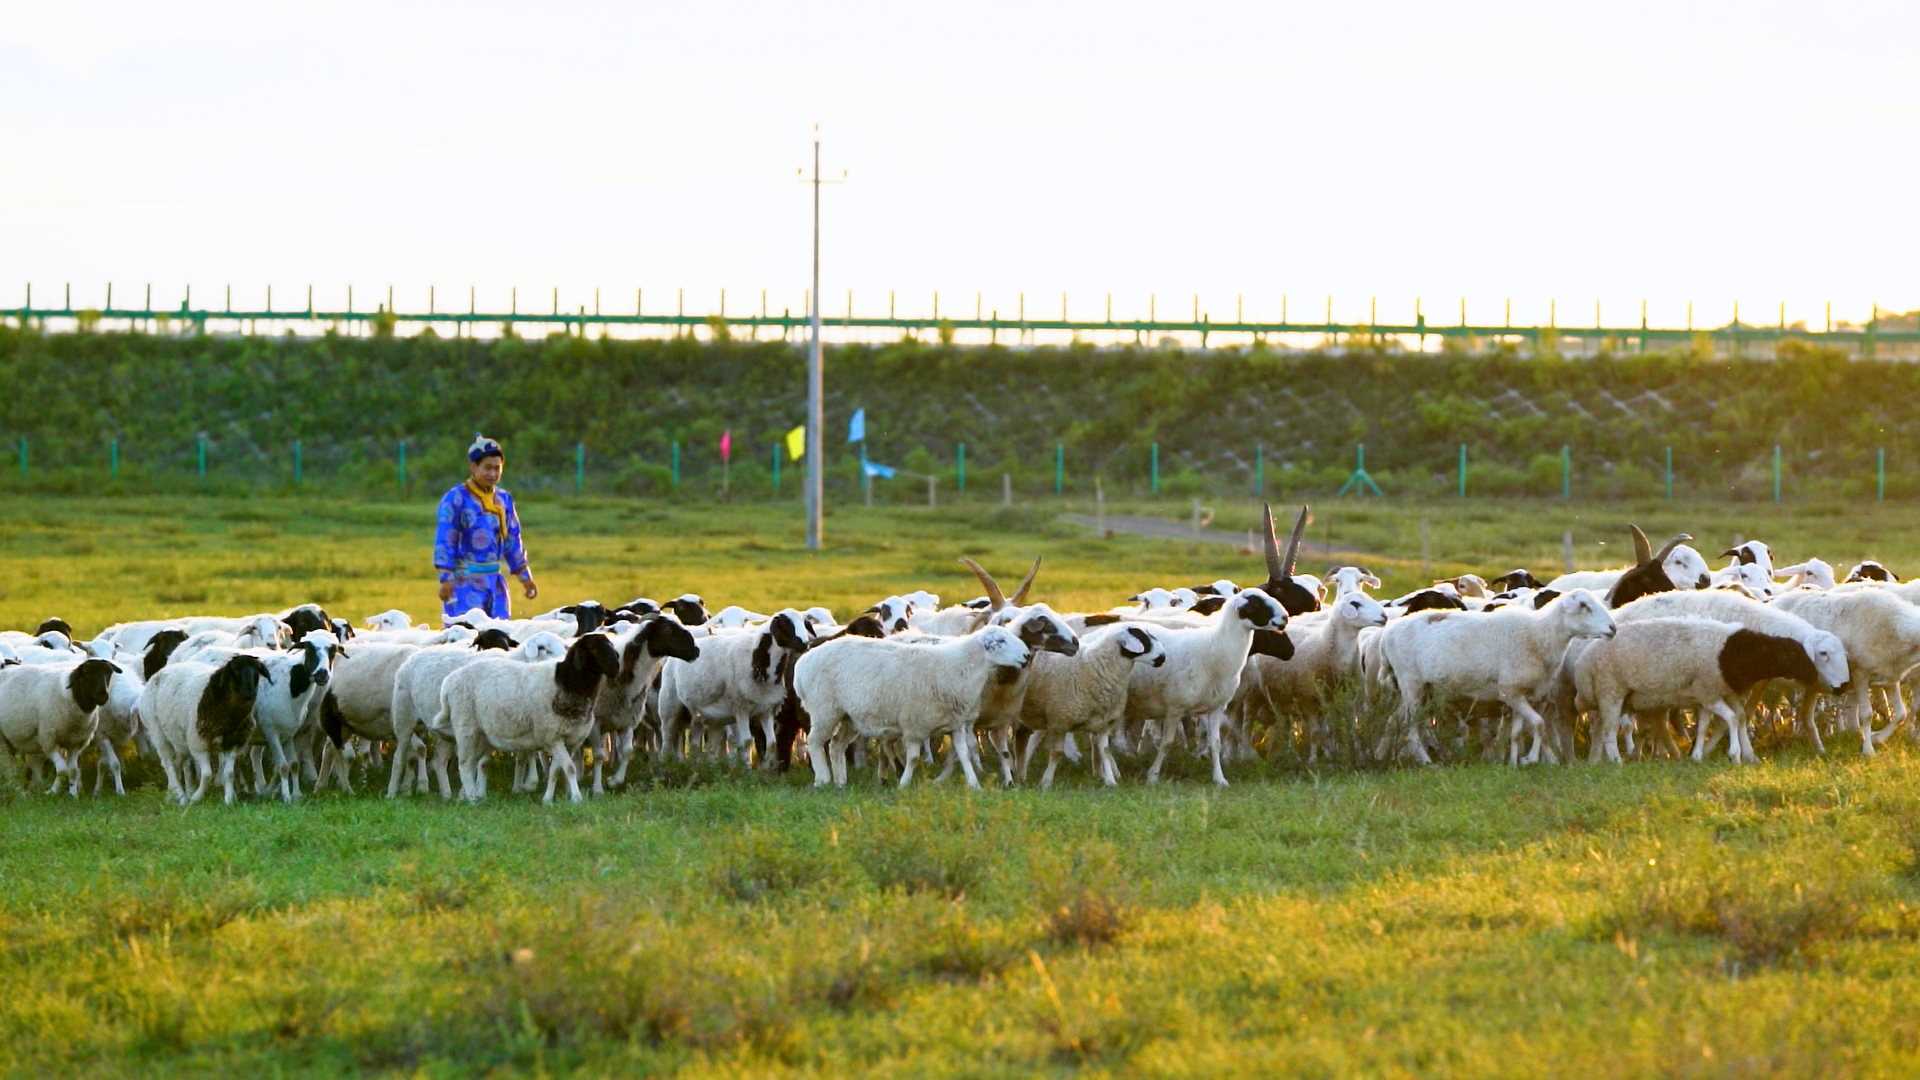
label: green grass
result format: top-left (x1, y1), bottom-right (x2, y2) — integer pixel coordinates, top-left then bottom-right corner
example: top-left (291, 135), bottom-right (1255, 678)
top-left (4, 494), bottom-right (1920, 1077)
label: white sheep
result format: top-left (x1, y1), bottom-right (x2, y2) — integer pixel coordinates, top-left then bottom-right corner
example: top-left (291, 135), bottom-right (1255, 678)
top-left (1378, 589), bottom-right (1614, 766)
top-left (1775, 558), bottom-right (1837, 591)
top-left (1017, 623), bottom-right (1167, 787)
top-left (1233, 590), bottom-right (1388, 760)
top-left (1772, 588), bottom-right (1920, 755)
top-left (1124, 587), bottom-right (1288, 787)
top-left (0, 658), bottom-right (121, 796)
top-left (385, 628), bottom-right (531, 796)
top-left (138, 653), bottom-right (274, 805)
top-left (440, 633), bottom-right (624, 803)
top-left (1548, 537), bottom-right (1711, 596)
top-left (796, 625), bottom-right (1031, 788)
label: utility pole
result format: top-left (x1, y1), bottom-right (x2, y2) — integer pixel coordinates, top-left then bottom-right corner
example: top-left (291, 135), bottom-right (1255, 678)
top-left (800, 129), bottom-right (844, 551)
top-left (807, 134), bottom-right (824, 550)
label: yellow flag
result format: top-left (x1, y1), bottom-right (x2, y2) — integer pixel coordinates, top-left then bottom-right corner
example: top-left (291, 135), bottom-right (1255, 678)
top-left (786, 425), bottom-right (806, 461)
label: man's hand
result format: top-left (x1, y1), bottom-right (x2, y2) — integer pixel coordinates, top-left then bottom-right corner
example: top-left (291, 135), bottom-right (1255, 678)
top-left (438, 580), bottom-right (454, 602)
top-left (521, 573), bottom-right (539, 600)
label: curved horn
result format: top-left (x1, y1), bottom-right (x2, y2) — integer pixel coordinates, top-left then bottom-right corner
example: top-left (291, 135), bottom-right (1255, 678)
top-left (959, 558), bottom-right (1007, 611)
top-left (1260, 503), bottom-right (1285, 581)
top-left (1628, 524), bottom-right (1652, 564)
top-left (1652, 534), bottom-right (1694, 564)
top-left (1009, 556), bottom-right (1042, 606)
top-left (1281, 505), bottom-right (1311, 577)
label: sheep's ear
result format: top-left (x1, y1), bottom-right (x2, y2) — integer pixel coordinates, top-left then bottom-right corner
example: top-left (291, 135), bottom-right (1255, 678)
top-left (1628, 524), bottom-right (1652, 564)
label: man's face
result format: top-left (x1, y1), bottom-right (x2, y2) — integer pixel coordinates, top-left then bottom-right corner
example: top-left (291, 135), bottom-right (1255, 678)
top-left (470, 456), bottom-right (504, 488)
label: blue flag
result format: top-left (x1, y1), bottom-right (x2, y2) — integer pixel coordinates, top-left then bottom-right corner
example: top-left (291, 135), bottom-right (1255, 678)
top-left (862, 460), bottom-right (896, 479)
top-left (848, 408), bottom-right (865, 443)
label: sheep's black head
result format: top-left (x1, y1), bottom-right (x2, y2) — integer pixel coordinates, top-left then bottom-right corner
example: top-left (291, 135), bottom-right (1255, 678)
top-left (1400, 590), bottom-right (1466, 613)
top-left (1188, 594), bottom-right (1229, 616)
top-left (1718, 630), bottom-right (1818, 696)
top-left (473, 627), bottom-right (518, 651)
top-left (1607, 526), bottom-right (1694, 608)
top-left (1233, 588), bottom-right (1285, 631)
top-left (67, 658), bottom-right (121, 713)
top-left (198, 654), bottom-right (271, 751)
top-left (142, 629), bottom-right (191, 681)
top-left (1250, 628), bottom-right (1295, 661)
top-left (1489, 569), bottom-right (1543, 592)
top-left (284, 604), bottom-right (331, 644)
top-left (561, 602), bottom-right (607, 636)
top-left (565, 633), bottom-right (623, 679)
top-left (1257, 503), bottom-right (1321, 616)
top-left (640, 616), bottom-right (701, 664)
top-left (329, 618), bottom-right (356, 641)
top-left (666, 595), bottom-right (707, 626)
top-left (1011, 607), bottom-right (1079, 658)
top-left (752, 611), bottom-right (810, 682)
top-left (35, 617), bottom-right (72, 638)
top-left (1846, 560), bottom-right (1898, 583)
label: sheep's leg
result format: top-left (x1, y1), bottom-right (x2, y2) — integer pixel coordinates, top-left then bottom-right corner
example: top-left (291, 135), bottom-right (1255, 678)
top-left (896, 737), bottom-right (921, 788)
top-left (1095, 732), bottom-right (1120, 786)
top-left (1690, 707), bottom-right (1722, 762)
top-left (153, 739), bottom-right (186, 804)
top-left (1852, 685), bottom-right (1877, 757)
top-left (1591, 699), bottom-right (1625, 764)
top-left (428, 737), bottom-right (455, 799)
top-left (456, 742), bottom-right (485, 802)
top-left (1503, 695), bottom-right (1548, 766)
top-left (952, 726), bottom-right (983, 790)
top-left (1397, 690), bottom-right (1435, 766)
top-left (1062, 733), bottom-right (1083, 764)
top-left (1201, 710), bottom-right (1230, 786)
top-left (1144, 716), bottom-right (1179, 783)
top-left (1867, 683), bottom-right (1906, 747)
top-left (187, 746), bottom-right (214, 804)
top-left (1704, 701), bottom-right (1747, 764)
top-left (610, 729), bottom-right (636, 787)
top-left (824, 723), bottom-right (854, 787)
top-left (216, 749), bottom-right (242, 804)
top-left (97, 737), bottom-right (125, 796)
top-left (1039, 733), bottom-right (1064, 790)
top-left (384, 732), bottom-right (418, 798)
top-left (1019, 730), bottom-right (1045, 785)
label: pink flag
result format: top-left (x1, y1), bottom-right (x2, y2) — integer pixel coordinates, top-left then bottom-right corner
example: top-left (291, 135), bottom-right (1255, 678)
top-left (720, 429), bottom-right (732, 463)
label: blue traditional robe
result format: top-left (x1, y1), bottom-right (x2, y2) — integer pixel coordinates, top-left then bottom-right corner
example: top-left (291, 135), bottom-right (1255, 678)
top-left (435, 482), bottom-right (530, 622)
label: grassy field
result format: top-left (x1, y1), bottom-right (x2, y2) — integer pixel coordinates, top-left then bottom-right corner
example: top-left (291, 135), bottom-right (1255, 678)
top-left (3, 494), bottom-right (1920, 1077)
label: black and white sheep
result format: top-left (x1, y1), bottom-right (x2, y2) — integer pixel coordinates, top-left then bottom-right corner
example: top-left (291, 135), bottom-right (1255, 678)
top-left (438, 633), bottom-right (625, 802)
top-left (138, 653), bottom-right (274, 805)
top-left (0, 658), bottom-right (121, 795)
top-left (1017, 623), bottom-right (1167, 787)
top-left (654, 609), bottom-right (811, 765)
top-left (1124, 587), bottom-right (1288, 787)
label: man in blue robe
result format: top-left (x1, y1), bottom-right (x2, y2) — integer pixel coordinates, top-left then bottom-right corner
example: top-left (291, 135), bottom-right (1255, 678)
top-left (435, 435), bottom-right (537, 623)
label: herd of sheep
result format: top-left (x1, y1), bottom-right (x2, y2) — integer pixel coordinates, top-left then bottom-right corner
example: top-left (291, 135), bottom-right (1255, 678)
top-left (1, 504), bottom-right (1916, 804)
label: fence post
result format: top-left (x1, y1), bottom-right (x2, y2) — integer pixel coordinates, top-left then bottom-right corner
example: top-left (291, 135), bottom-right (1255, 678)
top-left (1561, 445), bottom-right (1570, 500)
top-left (1773, 445), bottom-right (1781, 504)
top-left (399, 441), bottom-right (407, 488)
top-left (294, 439), bottom-right (302, 485)
top-left (671, 442), bottom-right (680, 488)
top-left (110, 439), bottom-right (118, 480)
top-left (16, 437), bottom-right (24, 481)
top-left (1095, 477), bottom-right (1105, 535)
top-left (1665, 446), bottom-right (1673, 501)
top-left (926, 474), bottom-right (936, 508)
top-left (1055, 444), bottom-right (1063, 494)
top-left (1255, 444), bottom-right (1263, 496)
top-left (1562, 530), bottom-right (1574, 574)
top-left (957, 443), bottom-right (966, 493)
top-left (1878, 447), bottom-right (1885, 501)
top-left (1150, 443), bottom-right (1159, 494)
top-left (1457, 444), bottom-right (1466, 497)
top-left (575, 442), bottom-right (584, 494)
top-left (197, 438), bottom-right (206, 479)
top-left (772, 443), bottom-right (781, 493)
top-left (1003, 473), bottom-right (1012, 507)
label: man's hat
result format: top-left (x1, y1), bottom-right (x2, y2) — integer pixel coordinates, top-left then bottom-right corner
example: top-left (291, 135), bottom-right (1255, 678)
top-left (468, 434), bottom-right (503, 463)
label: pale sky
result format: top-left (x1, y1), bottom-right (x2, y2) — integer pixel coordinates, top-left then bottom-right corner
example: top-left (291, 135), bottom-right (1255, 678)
top-left (3, 1), bottom-right (1917, 334)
